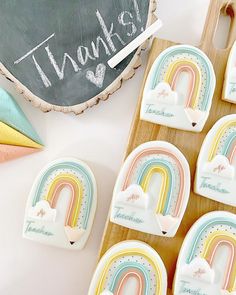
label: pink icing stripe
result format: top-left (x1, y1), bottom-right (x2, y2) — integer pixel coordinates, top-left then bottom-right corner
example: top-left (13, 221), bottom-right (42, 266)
top-left (50, 180), bottom-right (76, 227)
top-left (229, 144), bottom-right (236, 164)
top-left (208, 240), bottom-right (235, 290)
top-left (115, 271), bottom-right (144, 295)
top-left (122, 148), bottom-right (185, 218)
top-left (171, 65), bottom-right (196, 108)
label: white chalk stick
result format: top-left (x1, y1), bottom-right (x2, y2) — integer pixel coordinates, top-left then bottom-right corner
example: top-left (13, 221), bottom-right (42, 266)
top-left (108, 19), bottom-right (162, 69)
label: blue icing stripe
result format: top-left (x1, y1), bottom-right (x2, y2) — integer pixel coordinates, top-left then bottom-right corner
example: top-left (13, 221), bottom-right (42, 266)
top-left (0, 88), bottom-right (43, 145)
top-left (136, 159), bottom-right (175, 215)
top-left (221, 130), bottom-right (236, 157)
top-left (32, 161), bottom-right (94, 229)
top-left (109, 262), bottom-right (150, 294)
top-left (187, 217), bottom-right (236, 263)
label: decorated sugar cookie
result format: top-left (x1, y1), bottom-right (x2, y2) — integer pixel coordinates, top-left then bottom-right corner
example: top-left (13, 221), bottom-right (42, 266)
top-left (195, 114), bottom-right (236, 207)
top-left (23, 158), bottom-right (97, 250)
top-left (110, 141), bottom-right (190, 237)
top-left (88, 240), bottom-right (167, 295)
top-left (223, 41), bottom-right (236, 103)
top-left (0, 88), bottom-right (43, 162)
top-left (173, 211), bottom-right (236, 295)
top-left (140, 45), bottom-right (216, 132)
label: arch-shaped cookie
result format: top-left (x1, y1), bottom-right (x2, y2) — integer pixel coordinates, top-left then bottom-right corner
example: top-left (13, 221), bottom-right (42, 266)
top-left (141, 45), bottom-right (216, 132)
top-left (23, 158), bottom-right (97, 249)
top-left (88, 240), bottom-right (167, 295)
top-left (195, 114), bottom-right (236, 206)
top-left (174, 211), bottom-right (236, 295)
top-left (110, 141), bottom-right (190, 237)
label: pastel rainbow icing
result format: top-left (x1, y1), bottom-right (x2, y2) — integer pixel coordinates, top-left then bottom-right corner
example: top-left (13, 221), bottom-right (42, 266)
top-left (223, 41), bottom-right (236, 103)
top-left (208, 118), bottom-right (236, 164)
top-left (195, 114), bottom-right (236, 206)
top-left (141, 45), bottom-right (215, 132)
top-left (163, 59), bottom-right (202, 111)
top-left (174, 211), bottom-right (236, 294)
top-left (122, 147), bottom-right (184, 217)
top-left (23, 158), bottom-right (97, 249)
top-left (0, 88), bottom-right (43, 162)
top-left (111, 141), bottom-right (190, 237)
top-left (88, 241), bottom-right (167, 295)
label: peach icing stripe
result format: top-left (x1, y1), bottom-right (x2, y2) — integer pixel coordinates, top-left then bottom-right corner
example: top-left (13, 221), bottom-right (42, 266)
top-left (115, 271), bottom-right (143, 295)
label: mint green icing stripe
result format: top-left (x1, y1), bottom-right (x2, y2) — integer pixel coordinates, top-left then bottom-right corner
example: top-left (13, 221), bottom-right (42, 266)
top-left (221, 131), bottom-right (236, 158)
top-left (110, 262), bottom-right (150, 294)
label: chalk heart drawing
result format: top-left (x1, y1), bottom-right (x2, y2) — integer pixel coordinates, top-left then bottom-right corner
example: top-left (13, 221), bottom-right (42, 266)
top-left (0, 0), bottom-right (152, 113)
top-left (86, 63), bottom-right (106, 88)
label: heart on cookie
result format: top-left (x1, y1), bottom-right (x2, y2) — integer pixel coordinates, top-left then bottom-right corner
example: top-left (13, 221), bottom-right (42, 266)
top-left (0, 88), bottom-right (43, 162)
top-left (0, 0), bottom-right (154, 113)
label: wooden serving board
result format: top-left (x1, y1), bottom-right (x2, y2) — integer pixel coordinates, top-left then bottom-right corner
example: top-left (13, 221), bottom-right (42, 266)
top-left (98, 0), bottom-right (236, 294)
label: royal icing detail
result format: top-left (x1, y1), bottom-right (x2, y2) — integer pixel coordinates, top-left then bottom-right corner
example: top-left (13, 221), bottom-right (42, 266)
top-left (88, 240), bottom-right (167, 295)
top-left (140, 45), bottom-right (216, 132)
top-left (0, 88), bottom-right (43, 162)
top-left (23, 158), bottom-right (97, 250)
top-left (173, 211), bottom-right (236, 295)
top-left (110, 141), bottom-right (190, 237)
top-left (223, 41), bottom-right (236, 103)
top-left (195, 114), bottom-right (236, 207)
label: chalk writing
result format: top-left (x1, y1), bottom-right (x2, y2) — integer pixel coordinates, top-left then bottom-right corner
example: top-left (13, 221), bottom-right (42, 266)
top-left (13, 6), bottom-right (143, 89)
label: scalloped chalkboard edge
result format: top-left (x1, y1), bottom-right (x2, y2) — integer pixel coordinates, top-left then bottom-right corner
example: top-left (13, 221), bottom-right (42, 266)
top-left (0, 0), bottom-right (156, 115)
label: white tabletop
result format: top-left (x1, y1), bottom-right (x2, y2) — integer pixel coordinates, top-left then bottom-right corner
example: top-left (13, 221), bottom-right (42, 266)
top-left (1, 0), bottom-right (221, 294)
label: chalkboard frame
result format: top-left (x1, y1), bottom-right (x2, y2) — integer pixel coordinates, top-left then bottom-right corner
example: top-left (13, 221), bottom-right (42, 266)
top-left (0, 0), bottom-right (156, 114)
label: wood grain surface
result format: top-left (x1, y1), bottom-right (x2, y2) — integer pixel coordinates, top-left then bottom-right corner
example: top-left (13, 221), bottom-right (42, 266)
top-left (98, 1), bottom-right (236, 294)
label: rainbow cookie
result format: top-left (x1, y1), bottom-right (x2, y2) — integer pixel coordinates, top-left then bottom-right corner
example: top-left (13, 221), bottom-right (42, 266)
top-left (223, 41), bottom-right (236, 103)
top-left (23, 158), bottom-right (97, 249)
top-left (110, 141), bottom-right (190, 237)
top-left (173, 211), bottom-right (236, 295)
top-left (88, 240), bottom-right (167, 295)
top-left (0, 88), bottom-right (43, 162)
top-left (195, 114), bottom-right (236, 207)
top-left (140, 45), bottom-right (216, 132)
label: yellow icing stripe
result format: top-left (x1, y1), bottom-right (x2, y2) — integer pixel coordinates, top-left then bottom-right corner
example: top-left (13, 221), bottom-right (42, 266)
top-left (141, 166), bottom-right (169, 214)
top-left (0, 122), bottom-right (42, 149)
top-left (201, 231), bottom-right (236, 292)
top-left (208, 120), bottom-right (236, 161)
top-left (164, 59), bottom-right (201, 109)
top-left (96, 248), bottom-right (162, 295)
top-left (45, 173), bottom-right (83, 228)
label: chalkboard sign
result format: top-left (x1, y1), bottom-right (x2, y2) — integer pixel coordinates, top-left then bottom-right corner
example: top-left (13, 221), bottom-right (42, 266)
top-left (0, 0), bottom-right (154, 113)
